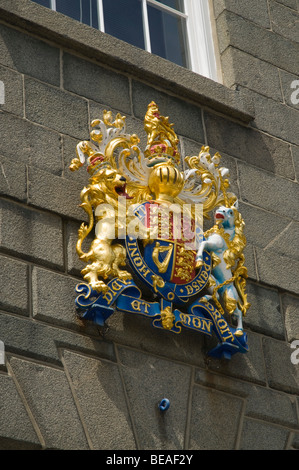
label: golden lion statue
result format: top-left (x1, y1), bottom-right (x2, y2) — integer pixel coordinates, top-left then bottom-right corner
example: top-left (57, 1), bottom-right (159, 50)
top-left (76, 166), bottom-right (133, 293)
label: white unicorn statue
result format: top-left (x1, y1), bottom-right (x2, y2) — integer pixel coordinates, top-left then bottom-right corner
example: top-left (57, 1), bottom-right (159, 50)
top-left (195, 199), bottom-right (250, 336)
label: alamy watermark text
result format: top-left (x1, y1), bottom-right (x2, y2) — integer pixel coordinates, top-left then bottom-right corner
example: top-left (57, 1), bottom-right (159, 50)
top-left (290, 80), bottom-right (299, 105)
top-left (291, 340), bottom-right (299, 365)
top-left (0, 81), bottom-right (4, 105)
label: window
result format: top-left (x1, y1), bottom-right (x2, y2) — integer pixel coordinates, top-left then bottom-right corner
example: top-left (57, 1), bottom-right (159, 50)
top-left (32, 0), bottom-right (218, 80)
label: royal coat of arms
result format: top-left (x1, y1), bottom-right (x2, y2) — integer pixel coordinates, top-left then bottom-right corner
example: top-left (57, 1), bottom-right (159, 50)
top-left (70, 102), bottom-right (250, 359)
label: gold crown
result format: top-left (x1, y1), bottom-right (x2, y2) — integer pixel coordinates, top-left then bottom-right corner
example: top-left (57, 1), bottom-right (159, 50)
top-left (69, 103), bottom-right (181, 176)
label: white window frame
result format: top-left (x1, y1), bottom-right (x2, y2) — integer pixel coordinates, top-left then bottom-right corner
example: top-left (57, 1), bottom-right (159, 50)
top-left (47, 0), bottom-right (218, 81)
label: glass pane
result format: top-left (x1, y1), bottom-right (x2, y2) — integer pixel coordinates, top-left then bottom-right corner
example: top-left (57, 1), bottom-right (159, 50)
top-left (103, 0), bottom-right (145, 49)
top-left (56, 0), bottom-right (81, 22)
top-left (153, 0), bottom-right (185, 13)
top-left (56, 0), bottom-right (99, 28)
top-left (148, 5), bottom-right (189, 68)
top-left (81, 0), bottom-right (99, 29)
top-left (91, 0), bottom-right (99, 29)
top-left (31, 0), bottom-right (51, 7)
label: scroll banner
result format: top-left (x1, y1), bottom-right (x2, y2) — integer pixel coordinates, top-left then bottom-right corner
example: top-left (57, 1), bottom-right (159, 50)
top-left (75, 278), bottom-right (248, 359)
top-left (125, 236), bottom-right (212, 305)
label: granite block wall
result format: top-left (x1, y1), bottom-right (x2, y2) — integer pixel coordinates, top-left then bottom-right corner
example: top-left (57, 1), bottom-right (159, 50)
top-left (0, 0), bottom-right (298, 450)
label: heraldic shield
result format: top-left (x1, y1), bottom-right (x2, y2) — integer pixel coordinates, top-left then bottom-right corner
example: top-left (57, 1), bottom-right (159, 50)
top-left (70, 102), bottom-right (251, 360)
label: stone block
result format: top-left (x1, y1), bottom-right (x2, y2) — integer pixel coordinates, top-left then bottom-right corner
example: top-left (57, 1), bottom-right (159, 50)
top-left (238, 202), bottom-right (291, 251)
top-left (0, 255), bottom-right (28, 315)
top-left (31, 265), bottom-right (101, 337)
top-left (245, 386), bottom-right (298, 429)
top-left (281, 294), bottom-right (299, 343)
top-left (0, 112), bottom-right (62, 175)
top-left (255, 246), bottom-right (299, 295)
top-left (195, 369), bottom-right (298, 429)
top-left (0, 373), bottom-right (41, 449)
top-left (280, 69), bottom-right (299, 110)
top-left (9, 356), bottom-right (89, 449)
top-left (244, 282), bottom-right (285, 340)
top-left (62, 349), bottom-right (136, 450)
top-left (28, 166), bottom-right (86, 221)
top-left (250, 91), bottom-right (299, 146)
top-left (292, 431), bottom-right (299, 449)
top-left (291, 146), bottom-right (299, 181)
top-left (0, 437), bottom-right (41, 450)
top-left (274, 0), bottom-right (298, 9)
top-left (239, 418), bottom-right (289, 450)
top-left (189, 384), bottom-right (243, 449)
top-left (117, 346), bottom-right (192, 450)
top-left (221, 47), bottom-right (283, 102)
top-left (194, 369), bottom-right (254, 396)
top-left (0, 309), bottom-right (115, 366)
top-left (0, 22), bottom-right (60, 86)
top-left (207, 331), bottom-right (267, 385)
top-left (24, 77), bottom-right (89, 139)
top-left (0, 199), bottom-right (64, 269)
top-left (63, 52), bottom-right (131, 114)
top-left (66, 220), bottom-right (92, 276)
top-left (263, 221), bottom-right (299, 261)
top-left (105, 309), bottom-right (208, 369)
top-left (0, 65), bottom-right (24, 116)
top-left (32, 266), bottom-right (82, 331)
top-left (243, 243), bottom-right (258, 281)
top-left (204, 111), bottom-right (295, 180)
top-left (216, 10), bottom-right (299, 75)
top-left (262, 337), bottom-right (299, 394)
top-left (213, 0), bottom-right (270, 27)
top-left (179, 137), bottom-right (206, 164)
top-left (269, 1), bottom-right (299, 42)
top-left (207, 148), bottom-right (240, 199)
top-left (237, 162), bottom-right (299, 221)
top-left (0, 153), bottom-right (27, 202)
top-left (132, 81), bottom-right (205, 144)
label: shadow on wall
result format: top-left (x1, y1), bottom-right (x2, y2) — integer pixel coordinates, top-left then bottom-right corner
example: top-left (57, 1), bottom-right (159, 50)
top-left (204, 112), bottom-right (279, 176)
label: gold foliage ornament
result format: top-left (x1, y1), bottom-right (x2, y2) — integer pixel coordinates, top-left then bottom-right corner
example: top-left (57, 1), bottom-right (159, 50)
top-left (70, 102), bottom-right (250, 360)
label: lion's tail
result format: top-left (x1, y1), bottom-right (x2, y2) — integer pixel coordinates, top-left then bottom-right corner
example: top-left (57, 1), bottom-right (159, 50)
top-left (76, 188), bottom-right (94, 261)
top-left (76, 223), bottom-right (93, 261)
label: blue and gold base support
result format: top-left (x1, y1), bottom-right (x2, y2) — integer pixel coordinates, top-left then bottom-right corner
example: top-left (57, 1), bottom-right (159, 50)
top-left (75, 278), bottom-right (248, 360)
